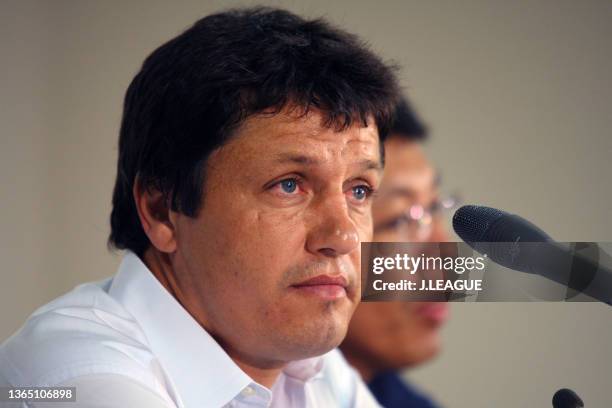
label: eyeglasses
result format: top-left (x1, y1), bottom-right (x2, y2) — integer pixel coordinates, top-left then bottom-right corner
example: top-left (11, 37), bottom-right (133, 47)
top-left (374, 193), bottom-right (461, 239)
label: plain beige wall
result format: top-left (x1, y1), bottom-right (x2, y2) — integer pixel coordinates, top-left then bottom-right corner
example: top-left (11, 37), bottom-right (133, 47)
top-left (2, 1), bottom-right (611, 406)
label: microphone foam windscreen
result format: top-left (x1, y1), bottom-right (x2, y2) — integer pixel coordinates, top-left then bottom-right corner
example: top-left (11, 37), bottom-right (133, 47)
top-left (552, 388), bottom-right (584, 408)
top-left (452, 205), bottom-right (506, 243)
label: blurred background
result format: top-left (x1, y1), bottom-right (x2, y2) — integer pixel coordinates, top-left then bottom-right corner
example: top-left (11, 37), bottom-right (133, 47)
top-left (1, 0), bottom-right (611, 406)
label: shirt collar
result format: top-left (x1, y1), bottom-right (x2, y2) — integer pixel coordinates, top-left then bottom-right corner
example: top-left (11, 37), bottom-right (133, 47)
top-left (108, 251), bottom-right (325, 406)
top-left (109, 251), bottom-right (251, 407)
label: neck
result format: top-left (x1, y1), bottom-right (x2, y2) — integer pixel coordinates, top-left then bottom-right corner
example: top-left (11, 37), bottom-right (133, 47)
top-left (223, 348), bottom-right (284, 389)
top-left (140, 248), bottom-right (285, 389)
top-left (339, 347), bottom-right (377, 383)
top-left (142, 248), bottom-right (183, 300)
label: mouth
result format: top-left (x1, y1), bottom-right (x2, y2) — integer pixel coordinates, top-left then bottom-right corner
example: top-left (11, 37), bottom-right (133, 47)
top-left (291, 274), bottom-right (349, 300)
top-left (415, 302), bottom-right (449, 326)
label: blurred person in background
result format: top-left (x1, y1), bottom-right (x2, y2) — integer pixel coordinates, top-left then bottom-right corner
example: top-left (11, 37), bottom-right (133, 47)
top-left (341, 97), bottom-right (455, 408)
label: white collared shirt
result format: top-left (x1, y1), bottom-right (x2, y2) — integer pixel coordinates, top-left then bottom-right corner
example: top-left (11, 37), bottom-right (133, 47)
top-left (0, 252), bottom-right (379, 408)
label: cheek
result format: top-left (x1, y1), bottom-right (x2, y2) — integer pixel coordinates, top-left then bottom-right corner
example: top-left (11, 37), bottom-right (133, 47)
top-left (373, 229), bottom-right (420, 243)
top-left (197, 203), bottom-right (308, 290)
top-left (355, 212), bottom-right (374, 241)
top-left (351, 305), bottom-right (382, 331)
top-left (253, 207), bottom-right (307, 246)
top-left (245, 208), bottom-right (309, 276)
top-left (349, 306), bottom-right (405, 355)
top-left (349, 213), bottom-right (372, 266)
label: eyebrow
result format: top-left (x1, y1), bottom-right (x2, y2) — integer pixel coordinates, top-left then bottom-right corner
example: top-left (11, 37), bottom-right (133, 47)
top-left (383, 186), bottom-right (417, 199)
top-left (273, 153), bottom-right (383, 172)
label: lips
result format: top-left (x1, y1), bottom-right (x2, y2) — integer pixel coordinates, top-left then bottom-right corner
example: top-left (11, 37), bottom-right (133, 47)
top-left (415, 302), bottom-right (449, 325)
top-left (294, 275), bottom-right (348, 287)
top-left (291, 275), bottom-right (349, 300)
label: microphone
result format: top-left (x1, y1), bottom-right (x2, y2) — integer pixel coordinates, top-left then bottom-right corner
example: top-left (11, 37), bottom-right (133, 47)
top-left (452, 205), bottom-right (612, 305)
top-left (552, 388), bottom-right (584, 408)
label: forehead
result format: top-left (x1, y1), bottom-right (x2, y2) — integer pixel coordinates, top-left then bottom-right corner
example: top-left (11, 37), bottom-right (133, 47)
top-left (381, 138), bottom-right (436, 190)
top-left (226, 108), bottom-right (381, 162)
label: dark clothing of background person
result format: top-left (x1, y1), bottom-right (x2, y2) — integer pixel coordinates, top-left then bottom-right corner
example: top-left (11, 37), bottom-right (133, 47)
top-left (369, 372), bottom-right (440, 408)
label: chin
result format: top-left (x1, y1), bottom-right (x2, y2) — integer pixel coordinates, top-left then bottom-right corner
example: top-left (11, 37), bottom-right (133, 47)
top-left (283, 316), bottom-right (350, 359)
top-left (271, 293), bottom-right (355, 358)
top-left (400, 335), bottom-right (442, 368)
top-left (312, 318), bottom-right (351, 353)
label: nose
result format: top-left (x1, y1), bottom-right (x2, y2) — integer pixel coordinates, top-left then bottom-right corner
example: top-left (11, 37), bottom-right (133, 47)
top-left (305, 194), bottom-right (360, 258)
top-left (427, 215), bottom-right (450, 243)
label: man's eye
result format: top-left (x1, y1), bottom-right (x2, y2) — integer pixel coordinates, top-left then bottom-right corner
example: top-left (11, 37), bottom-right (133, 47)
top-left (351, 185), bottom-right (373, 201)
top-left (279, 179), bottom-right (298, 194)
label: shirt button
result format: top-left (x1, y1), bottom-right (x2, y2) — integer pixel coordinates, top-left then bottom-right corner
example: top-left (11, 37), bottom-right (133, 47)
top-left (241, 386), bottom-right (255, 397)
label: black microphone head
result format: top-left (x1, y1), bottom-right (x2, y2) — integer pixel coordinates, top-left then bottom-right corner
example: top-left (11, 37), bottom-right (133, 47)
top-left (453, 205), bottom-right (553, 271)
top-left (453, 204), bottom-right (551, 244)
top-left (452, 205), bottom-right (507, 243)
top-left (552, 388), bottom-right (584, 408)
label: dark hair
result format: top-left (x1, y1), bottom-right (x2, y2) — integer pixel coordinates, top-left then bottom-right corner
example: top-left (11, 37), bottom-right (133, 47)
top-left (108, 7), bottom-right (400, 256)
top-left (389, 97), bottom-right (427, 141)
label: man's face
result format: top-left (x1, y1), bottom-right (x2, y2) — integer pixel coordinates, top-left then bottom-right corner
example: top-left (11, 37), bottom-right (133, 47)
top-left (343, 137), bottom-right (449, 371)
top-left (171, 109), bottom-right (382, 366)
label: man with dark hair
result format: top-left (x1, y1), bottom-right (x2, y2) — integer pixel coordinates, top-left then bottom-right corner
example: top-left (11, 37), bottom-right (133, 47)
top-left (0, 7), bottom-right (399, 408)
top-left (341, 97), bottom-right (450, 408)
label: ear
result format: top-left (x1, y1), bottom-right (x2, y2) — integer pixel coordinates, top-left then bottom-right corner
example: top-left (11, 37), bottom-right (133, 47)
top-left (133, 178), bottom-right (178, 253)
